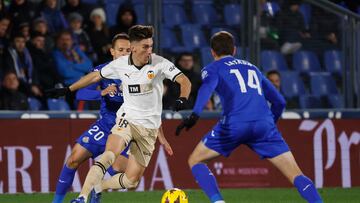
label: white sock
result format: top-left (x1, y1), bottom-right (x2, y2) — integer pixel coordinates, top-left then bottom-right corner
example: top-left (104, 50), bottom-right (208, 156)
top-left (79, 194), bottom-right (87, 202)
top-left (94, 183), bottom-right (102, 194)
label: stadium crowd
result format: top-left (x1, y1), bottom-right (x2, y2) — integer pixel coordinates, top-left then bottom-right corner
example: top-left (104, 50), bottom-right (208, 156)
top-left (0, 0), bottom-right (359, 110)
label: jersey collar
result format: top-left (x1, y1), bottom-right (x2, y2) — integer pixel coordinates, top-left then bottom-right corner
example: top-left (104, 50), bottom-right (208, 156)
top-left (128, 53), bottom-right (152, 70)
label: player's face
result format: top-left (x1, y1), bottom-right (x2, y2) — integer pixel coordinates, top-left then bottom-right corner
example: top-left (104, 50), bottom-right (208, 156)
top-left (110, 39), bottom-right (131, 59)
top-left (268, 73), bottom-right (281, 90)
top-left (131, 38), bottom-right (153, 65)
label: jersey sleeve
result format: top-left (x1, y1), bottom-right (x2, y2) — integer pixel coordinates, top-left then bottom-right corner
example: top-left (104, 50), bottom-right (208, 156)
top-left (99, 60), bottom-right (119, 80)
top-left (161, 59), bottom-right (182, 81)
top-left (262, 76), bottom-right (286, 122)
top-left (193, 66), bottom-right (219, 115)
top-left (76, 67), bottom-right (102, 100)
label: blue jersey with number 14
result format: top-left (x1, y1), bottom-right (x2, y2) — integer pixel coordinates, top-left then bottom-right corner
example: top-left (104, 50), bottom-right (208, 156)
top-left (193, 56), bottom-right (286, 126)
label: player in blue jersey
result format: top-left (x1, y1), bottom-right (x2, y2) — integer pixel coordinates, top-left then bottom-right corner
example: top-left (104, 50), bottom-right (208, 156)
top-left (52, 34), bottom-right (173, 203)
top-left (176, 31), bottom-right (322, 203)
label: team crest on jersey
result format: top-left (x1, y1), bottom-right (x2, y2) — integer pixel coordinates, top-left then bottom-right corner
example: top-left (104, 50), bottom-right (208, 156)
top-left (147, 70), bottom-right (155, 79)
top-left (82, 136), bottom-right (89, 143)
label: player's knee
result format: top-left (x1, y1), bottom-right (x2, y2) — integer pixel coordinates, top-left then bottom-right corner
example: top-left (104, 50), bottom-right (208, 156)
top-left (66, 155), bottom-right (81, 169)
top-left (187, 154), bottom-right (199, 168)
top-left (122, 174), bottom-right (140, 189)
top-left (98, 151), bottom-right (116, 167)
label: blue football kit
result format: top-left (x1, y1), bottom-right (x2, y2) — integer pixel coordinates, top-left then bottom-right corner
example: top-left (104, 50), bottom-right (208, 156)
top-left (193, 56), bottom-right (289, 158)
top-left (190, 56), bottom-right (322, 203)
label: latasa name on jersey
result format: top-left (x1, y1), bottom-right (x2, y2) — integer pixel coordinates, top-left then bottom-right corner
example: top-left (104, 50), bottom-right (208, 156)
top-left (224, 59), bottom-right (254, 67)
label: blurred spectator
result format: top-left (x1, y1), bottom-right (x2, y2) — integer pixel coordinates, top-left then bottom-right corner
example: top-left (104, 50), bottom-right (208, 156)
top-left (32, 17), bottom-right (55, 52)
top-left (259, 0), bottom-right (280, 50)
top-left (28, 32), bottom-right (62, 91)
top-left (62, 0), bottom-right (93, 28)
top-left (164, 53), bottom-right (202, 109)
top-left (68, 12), bottom-right (96, 62)
top-left (87, 8), bottom-right (111, 65)
top-left (110, 4), bottom-right (137, 37)
top-left (0, 0), bottom-right (6, 16)
top-left (18, 22), bottom-right (31, 41)
top-left (38, 0), bottom-right (68, 34)
top-left (53, 30), bottom-right (92, 108)
top-left (53, 30), bottom-right (91, 86)
top-left (8, 0), bottom-right (37, 28)
top-left (275, 0), bottom-right (310, 54)
top-left (0, 14), bottom-right (11, 76)
top-left (266, 70), bottom-right (281, 91)
top-left (0, 71), bottom-right (29, 110)
top-left (4, 33), bottom-right (42, 97)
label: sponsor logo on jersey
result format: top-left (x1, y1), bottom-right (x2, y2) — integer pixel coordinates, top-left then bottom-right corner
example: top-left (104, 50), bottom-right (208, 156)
top-left (147, 70), bottom-right (155, 79)
top-left (129, 84), bottom-right (141, 93)
top-left (169, 65), bottom-right (175, 72)
top-left (124, 73), bottom-right (130, 78)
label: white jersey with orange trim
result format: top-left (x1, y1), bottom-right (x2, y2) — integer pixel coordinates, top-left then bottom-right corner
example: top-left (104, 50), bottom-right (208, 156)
top-left (100, 53), bottom-right (182, 129)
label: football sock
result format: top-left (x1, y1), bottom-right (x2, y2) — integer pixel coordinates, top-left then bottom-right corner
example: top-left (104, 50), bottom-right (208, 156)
top-left (53, 165), bottom-right (76, 203)
top-left (294, 175), bottom-right (323, 203)
top-left (96, 173), bottom-right (139, 192)
top-left (79, 151), bottom-right (115, 200)
top-left (191, 163), bottom-right (223, 203)
top-left (107, 166), bottom-right (119, 176)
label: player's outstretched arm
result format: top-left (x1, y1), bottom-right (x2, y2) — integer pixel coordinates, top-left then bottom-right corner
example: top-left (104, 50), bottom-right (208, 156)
top-left (173, 74), bottom-right (192, 111)
top-left (45, 71), bottom-right (102, 98)
top-left (158, 126), bottom-right (173, 156)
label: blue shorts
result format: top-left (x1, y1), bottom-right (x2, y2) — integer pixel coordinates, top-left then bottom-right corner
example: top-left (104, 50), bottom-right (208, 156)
top-left (77, 121), bottom-right (129, 159)
top-left (202, 119), bottom-right (289, 159)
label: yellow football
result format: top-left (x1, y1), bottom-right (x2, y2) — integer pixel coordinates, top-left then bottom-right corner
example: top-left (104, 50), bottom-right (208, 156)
top-left (161, 188), bottom-right (189, 203)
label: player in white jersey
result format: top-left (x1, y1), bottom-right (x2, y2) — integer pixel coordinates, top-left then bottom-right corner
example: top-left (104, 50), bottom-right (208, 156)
top-left (47, 25), bottom-right (191, 203)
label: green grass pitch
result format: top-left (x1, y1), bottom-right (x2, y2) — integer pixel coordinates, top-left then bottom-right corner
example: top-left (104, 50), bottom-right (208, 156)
top-left (0, 188), bottom-right (359, 203)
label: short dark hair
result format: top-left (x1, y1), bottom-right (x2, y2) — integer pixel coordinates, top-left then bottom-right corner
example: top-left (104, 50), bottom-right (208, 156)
top-left (210, 31), bottom-right (235, 56)
top-left (111, 33), bottom-right (129, 47)
top-left (11, 33), bottom-right (25, 41)
top-left (266, 69), bottom-right (281, 78)
top-left (128, 25), bottom-right (153, 42)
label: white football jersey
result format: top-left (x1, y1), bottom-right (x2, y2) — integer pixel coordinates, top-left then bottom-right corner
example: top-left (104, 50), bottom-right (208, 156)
top-left (100, 54), bottom-right (182, 129)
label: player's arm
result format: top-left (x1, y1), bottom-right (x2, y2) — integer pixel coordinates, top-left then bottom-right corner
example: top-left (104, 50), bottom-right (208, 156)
top-left (175, 68), bottom-right (219, 136)
top-left (174, 74), bottom-right (191, 99)
top-left (76, 82), bottom-right (102, 100)
top-left (157, 125), bottom-right (173, 156)
top-left (262, 77), bottom-right (286, 122)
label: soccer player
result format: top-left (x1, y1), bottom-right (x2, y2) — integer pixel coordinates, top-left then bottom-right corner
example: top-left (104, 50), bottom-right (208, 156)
top-left (51, 33), bottom-right (173, 203)
top-left (176, 31), bottom-right (322, 203)
top-left (47, 25), bottom-right (191, 203)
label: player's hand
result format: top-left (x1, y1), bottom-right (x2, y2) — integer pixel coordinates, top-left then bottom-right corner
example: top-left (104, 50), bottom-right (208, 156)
top-left (175, 112), bottom-right (199, 136)
top-left (173, 97), bottom-right (189, 111)
top-left (101, 85), bottom-right (117, 96)
top-left (45, 87), bottom-right (70, 98)
top-left (162, 141), bottom-right (174, 156)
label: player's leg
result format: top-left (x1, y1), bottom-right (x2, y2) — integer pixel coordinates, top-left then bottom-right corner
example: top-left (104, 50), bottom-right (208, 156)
top-left (110, 153), bottom-right (129, 173)
top-left (76, 133), bottom-right (127, 202)
top-left (53, 144), bottom-right (92, 203)
top-left (268, 152), bottom-right (322, 203)
top-left (188, 141), bottom-right (224, 203)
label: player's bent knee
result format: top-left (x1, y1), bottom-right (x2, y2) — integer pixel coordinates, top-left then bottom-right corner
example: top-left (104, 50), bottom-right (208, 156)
top-left (188, 154), bottom-right (200, 168)
top-left (120, 173), bottom-right (140, 189)
top-left (66, 155), bottom-right (81, 169)
top-left (98, 151), bottom-right (116, 167)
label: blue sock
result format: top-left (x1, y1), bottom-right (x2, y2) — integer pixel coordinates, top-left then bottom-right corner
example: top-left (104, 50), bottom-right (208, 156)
top-left (191, 163), bottom-right (223, 203)
top-left (53, 165), bottom-right (76, 203)
top-left (107, 166), bottom-right (119, 176)
top-left (294, 175), bottom-right (323, 203)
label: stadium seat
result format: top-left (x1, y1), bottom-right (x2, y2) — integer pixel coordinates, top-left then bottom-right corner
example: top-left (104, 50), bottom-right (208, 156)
top-left (236, 46), bottom-right (248, 60)
top-left (82, 0), bottom-right (99, 4)
top-left (192, 4), bottom-right (219, 26)
top-left (192, 0), bottom-right (213, 4)
top-left (280, 71), bottom-right (306, 99)
top-left (310, 72), bottom-right (338, 96)
top-left (163, 5), bottom-right (188, 27)
top-left (160, 27), bottom-right (179, 49)
top-left (163, 0), bottom-right (184, 4)
top-left (299, 95), bottom-right (322, 109)
top-left (324, 50), bottom-right (342, 76)
top-left (224, 4), bottom-right (242, 26)
top-left (132, 0), bottom-right (144, 4)
top-left (358, 6), bottom-right (360, 15)
top-left (134, 4), bottom-right (146, 24)
top-left (327, 94), bottom-right (344, 108)
top-left (263, 2), bottom-right (280, 16)
top-left (28, 97), bottom-right (43, 110)
top-left (299, 3), bottom-right (311, 29)
top-left (47, 98), bottom-right (70, 111)
top-left (200, 47), bottom-right (213, 66)
top-left (105, 1), bottom-right (123, 26)
top-left (261, 50), bottom-right (288, 71)
top-left (179, 24), bottom-right (207, 50)
top-left (293, 51), bottom-right (322, 73)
